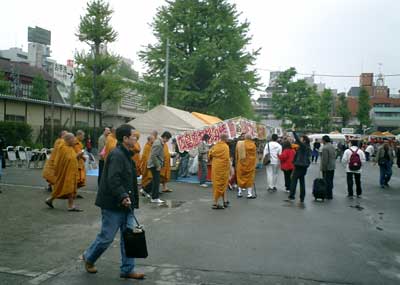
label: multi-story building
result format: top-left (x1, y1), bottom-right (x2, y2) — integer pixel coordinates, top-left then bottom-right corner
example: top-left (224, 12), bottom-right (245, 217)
top-left (346, 72), bottom-right (400, 130)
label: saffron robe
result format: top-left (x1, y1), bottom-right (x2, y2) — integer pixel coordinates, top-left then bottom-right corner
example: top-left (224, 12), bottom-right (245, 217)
top-left (51, 144), bottom-right (78, 199)
top-left (42, 138), bottom-right (65, 185)
top-left (236, 140), bottom-right (257, 188)
top-left (140, 142), bottom-right (153, 187)
top-left (74, 139), bottom-right (86, 188)
top-left (160, 143), bottom-right (171, 183)
top-left (209, 141), bottom-right (230, 201)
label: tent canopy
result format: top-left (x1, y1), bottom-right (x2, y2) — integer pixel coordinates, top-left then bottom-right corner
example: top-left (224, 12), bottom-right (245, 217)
top-left (191, 112), bottom-right (222, 125)
top-left (128, 105), bottom-right (207, 137)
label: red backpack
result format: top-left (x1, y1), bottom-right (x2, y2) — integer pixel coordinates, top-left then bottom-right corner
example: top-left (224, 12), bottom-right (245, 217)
top-left (349, 148), bottom-right (362, 171)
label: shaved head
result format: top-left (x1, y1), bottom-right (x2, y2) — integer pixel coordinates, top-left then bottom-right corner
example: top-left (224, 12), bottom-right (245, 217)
top-left (63, 133), bottom-right (75, 146)
top-left (245, 134), bottom-right (252, 140)
top-left (60, 130), bottom-right (68, 138)
top-left (220, 133), bottom-right (229, 142)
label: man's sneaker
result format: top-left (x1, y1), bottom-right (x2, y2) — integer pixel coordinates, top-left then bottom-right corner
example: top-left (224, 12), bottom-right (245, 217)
top-left (237, 192), bottom-right (243, 198)
top-left (140, 189), bottom-right (151, 198)
top-left (151, 198), bottom-right (165, 203)
top-left (120, 272), bottom-right (145, 279)
top-left (200, 184), bottom-right (208, 188)
top-left (273, 187), bottom-right (277, 192)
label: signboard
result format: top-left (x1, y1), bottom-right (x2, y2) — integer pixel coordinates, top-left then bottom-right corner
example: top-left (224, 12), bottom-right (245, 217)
top-left (341, 128), bottom-right (354, 134)
top-left (28, 26), bottom-right (51, 45)
top-left (53, 63), bottom-right (74, 85)
top-left (176, 118), bottom-right (266, 152)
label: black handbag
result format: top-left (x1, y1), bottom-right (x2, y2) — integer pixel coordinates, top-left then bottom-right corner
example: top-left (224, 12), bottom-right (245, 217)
top-left (123, 210), bottom-right (148, 258)
top-left (263, 143), bottom-right (271, 165)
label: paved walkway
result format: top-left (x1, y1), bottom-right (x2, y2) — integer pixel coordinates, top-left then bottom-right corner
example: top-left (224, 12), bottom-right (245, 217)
top-left (0, 161), bottom-right (399, 284)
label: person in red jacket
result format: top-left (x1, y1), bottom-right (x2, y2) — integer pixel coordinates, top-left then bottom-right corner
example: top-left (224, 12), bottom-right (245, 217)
top-left (278, 140), bottom-right (296, 192)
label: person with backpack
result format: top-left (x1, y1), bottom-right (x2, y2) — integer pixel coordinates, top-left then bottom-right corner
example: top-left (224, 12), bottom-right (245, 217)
top-left (288, 126), bottom-right (312, 203)
top-left (342, 140), bottom-right (366, 198)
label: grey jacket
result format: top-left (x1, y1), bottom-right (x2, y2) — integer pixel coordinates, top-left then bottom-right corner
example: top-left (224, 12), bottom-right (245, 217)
top-left (320, 143), bottom-right (336, 171)
top-left (374, 145), bottom-right (395, 164)
top-left (198, 141), bottom-right (209, 162)
top-left (147, 138), bottom-right (164, 170)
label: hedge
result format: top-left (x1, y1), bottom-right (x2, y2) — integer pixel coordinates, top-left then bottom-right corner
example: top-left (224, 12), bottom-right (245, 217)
top-left (0, 121), bottom-right (33, 147)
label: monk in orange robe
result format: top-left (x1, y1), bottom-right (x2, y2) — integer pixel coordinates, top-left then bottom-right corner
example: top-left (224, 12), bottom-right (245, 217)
top-left (42, 130), bottom-right (68, 188)
top-left (104, 127), bottom-right (117, 160)
top-left (139, 135), bottom-right (154, 197)
top-left (45, 133), bottom-right (83, 211)
top-left (131, 131), bottom-right (141, 176)
top-left (160, 142), bottom-right (172, 192)
top-left (236, 134), bottom-right (257, 198)
top-left (74, 130), bottom-right (86, 188)
top-left (208, 134), bottom-right (231, 209)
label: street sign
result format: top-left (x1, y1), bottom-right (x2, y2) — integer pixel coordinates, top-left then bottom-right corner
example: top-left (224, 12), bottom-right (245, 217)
top-left (53, 63), bottom-right (74, 85)
top-left (341, 128), bottom-right (354, 134)
top-left (28, 26), bottom-right (51, 45)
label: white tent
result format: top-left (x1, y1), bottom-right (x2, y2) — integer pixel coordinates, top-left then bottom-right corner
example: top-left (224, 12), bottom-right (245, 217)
top-left (128, 105), bottom-right (207, 145)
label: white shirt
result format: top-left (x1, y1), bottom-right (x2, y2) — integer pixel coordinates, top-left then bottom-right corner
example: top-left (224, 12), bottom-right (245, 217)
top-left (342, 146), bottom-right (366, 173)
top-left (263, 141), bottom-right (282, 165)
top-left (365, 145), bottom-right (374, 155)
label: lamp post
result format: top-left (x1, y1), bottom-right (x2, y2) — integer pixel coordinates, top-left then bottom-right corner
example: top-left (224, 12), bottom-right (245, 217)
top-left (164, 38), bottom-right (170, 106)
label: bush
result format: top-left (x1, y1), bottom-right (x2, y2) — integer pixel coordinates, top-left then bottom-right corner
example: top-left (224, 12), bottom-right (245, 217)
top-left (0, 121), bottom-right (33, 146)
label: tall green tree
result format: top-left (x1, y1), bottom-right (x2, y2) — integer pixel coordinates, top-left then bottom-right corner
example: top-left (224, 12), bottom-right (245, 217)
top-left (319, 89), bottom-right (334, 132)
top-left (271, 68), bottom-right (320, 130)
top-left (0, 71), bottom-right (11, 94)
top-left (75, 0), bottom-right (124, 111)
top-left (139, 0), bottom-right (260, 119)
top-left (337, 93), bottom-right (351, 127)
top-left (357, 87), bottom-right (371, 128)
top-left (31, 75), bottom-right (48, 100)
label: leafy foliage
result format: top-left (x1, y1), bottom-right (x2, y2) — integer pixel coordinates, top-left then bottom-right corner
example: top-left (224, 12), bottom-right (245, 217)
top-left (0, 71), bottom-right (11, 94)
top-left (337, 93), bottom-right (351, 127)
top-left (271, 68), bottom-right (320, 130)
top-left (75, 0), bottom-right (125, 109)
top-left (319, 89), bottom-right (334, 132)
top-left (357, 87), bottom-right (371, 127)
top-left (138, 0), bottom-right (260, 119)
top-left (0, 121), bottom-right (32, 146)
top-left (31, 75), bottom-right (48, 100)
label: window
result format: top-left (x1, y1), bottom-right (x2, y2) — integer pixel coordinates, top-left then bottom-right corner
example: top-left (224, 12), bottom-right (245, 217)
top-left (5, 114), bottom-right (25, 122)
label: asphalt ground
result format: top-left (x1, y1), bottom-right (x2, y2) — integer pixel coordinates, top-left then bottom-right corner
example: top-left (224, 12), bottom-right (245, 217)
top-left (0, 160), bottom-right (399, 284)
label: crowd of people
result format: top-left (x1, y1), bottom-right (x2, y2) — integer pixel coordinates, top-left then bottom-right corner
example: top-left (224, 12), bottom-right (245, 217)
top-left (39, 123), bottom-right (399, 280)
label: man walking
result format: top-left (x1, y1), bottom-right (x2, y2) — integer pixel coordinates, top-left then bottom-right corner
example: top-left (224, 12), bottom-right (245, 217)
top-left (263, 134), bottom-right (282, 191)
top-left (311, 139), bottom-right (321, 163)
top-left (320, 135), bottom-right (336, 199)
top-left (82, 124), bottom-right (144, 280)
top-left (342, 140), bottom-right (366, 198)
top-left (148, 131), bottom-right (172, 203)
top-left (198, 134), bottom-right (210, 187)
top-left (374, 139), bottom-right (394, 188)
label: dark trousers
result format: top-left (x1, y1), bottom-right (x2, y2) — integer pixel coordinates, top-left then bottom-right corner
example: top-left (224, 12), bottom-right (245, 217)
top-left (98, 159), bottom-right (104, 185)
top-left (289, 166), bottom-right (308, 201)
top-left (178, 156), bottom-right (189, 178)
top-left (311, 151), bottom-right (319, 163)
top-left (365, 152), bottom-right (370, 161)
top-left (283, 170), bottom-right (293, 190)
top-left (379, 161), bottom-right (392, 186)
top-left (322, 170), bottom-right (335, 198)
top-left (150, 167), bottom-right (161, 199)
top-left (346, 172), bottom-right (362, 196)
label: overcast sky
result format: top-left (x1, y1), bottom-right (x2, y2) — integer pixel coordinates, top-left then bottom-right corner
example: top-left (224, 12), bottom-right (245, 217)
top-left (1, 0), bottom-right (400, 95)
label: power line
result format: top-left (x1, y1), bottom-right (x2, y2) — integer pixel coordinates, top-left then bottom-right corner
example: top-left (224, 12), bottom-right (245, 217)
top-left (257, 68), bottom-right (400, 78)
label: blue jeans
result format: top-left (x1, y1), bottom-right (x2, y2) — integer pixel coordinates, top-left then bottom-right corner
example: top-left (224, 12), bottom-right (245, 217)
top-left (379, 161), bottom-right (392, 186)
top-left (199, 160), bottom-right (207, 184)
top-left (84, 209), bottom-right (135, 275)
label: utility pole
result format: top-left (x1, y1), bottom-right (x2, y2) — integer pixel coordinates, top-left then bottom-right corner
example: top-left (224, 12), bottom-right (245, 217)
top-left (164, 38), bottom-right (170, 106)
top-left (50, 67), bottom-right (55, 145)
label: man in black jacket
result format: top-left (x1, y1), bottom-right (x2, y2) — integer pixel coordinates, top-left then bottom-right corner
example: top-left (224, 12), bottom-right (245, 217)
top-left (82, 124), bottom-right (144, 280)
